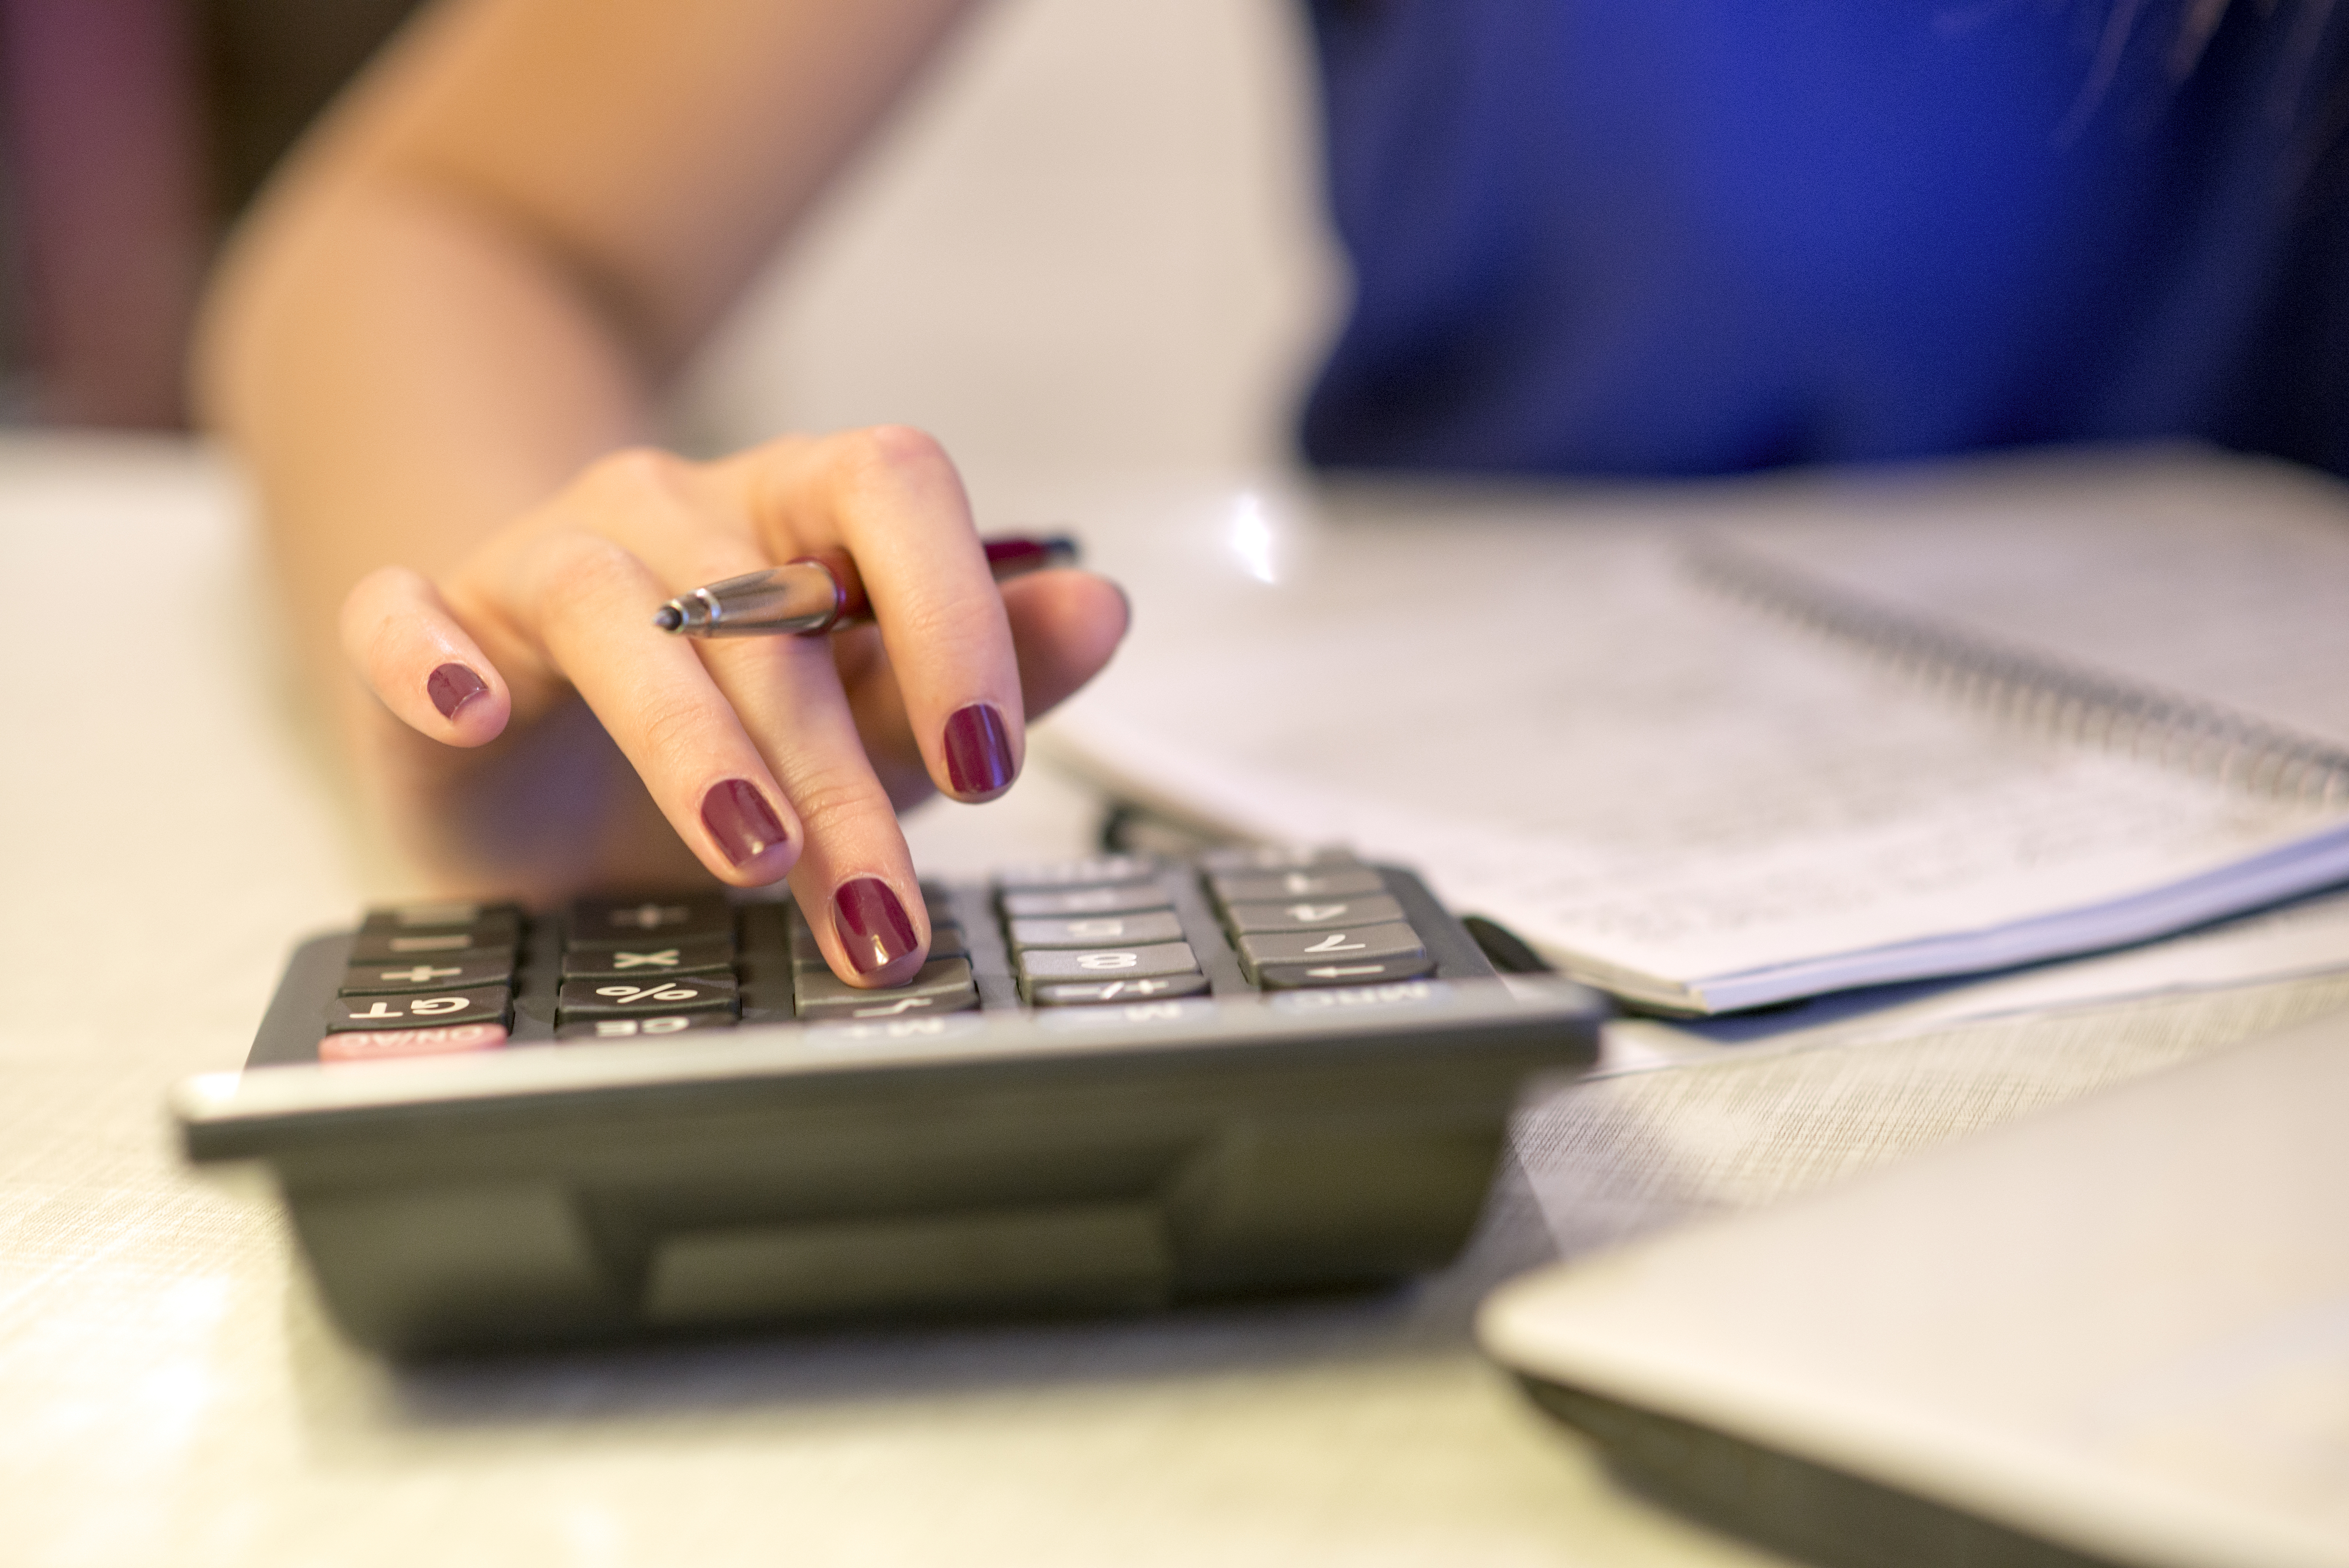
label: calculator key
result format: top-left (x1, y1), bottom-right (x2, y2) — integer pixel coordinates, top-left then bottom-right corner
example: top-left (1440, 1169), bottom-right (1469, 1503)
top-left (1196, 845), bottom-right (1356, 873)
top-left (788, 920), bottom-right (965, 970)
top-left (793, 958), bottom-right (977, 1021)
top-left (1210, 867), bottom-right (1387, 903)
top-left (1236, 921), bottom-right (1428, 985)
top-left (993, 854), bottom-right (1158, 890)
top-left (319, 1021), bottom-right (508, 1062)
top-left (326, 986), bottom-right (510, 1032)
top-left (999, 884), bottom-right (1174, 919)
top-left (359, 902), bottom-right (521, 938)
top-left (557, 973), bottom-right (738, 1018)
top-left (1016, 941), bottom-right (1199, 985)
top-left (1220, 894), bottom-right (1406, 934)
top-left (738, 979), bottom-right (795, 1026)
top-left (1253, 952), bottom-right (1437, 990)
top-left (1027, 973), bottom-right (1212, 1007)
top-left (567, 894), bottom-right (732, 948)
top-left (735, 902), bottom-right (791, 953)
top-left (339, 957), bottom-right (515, 995)
top-left (347, 928), bottom-right (516, 964)
top-left (736, 955), bottom-right (794, 989)
top-left (1007, 910), bottom-right (1185, 950)
top-left (555, 1012), bottom-right (738, 1042)
top-left (561, 936), bottom-right (735, 979)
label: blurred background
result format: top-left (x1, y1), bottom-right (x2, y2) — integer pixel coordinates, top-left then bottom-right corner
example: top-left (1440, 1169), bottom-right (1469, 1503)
top-left (0, 0), bottom-right (1340, 487)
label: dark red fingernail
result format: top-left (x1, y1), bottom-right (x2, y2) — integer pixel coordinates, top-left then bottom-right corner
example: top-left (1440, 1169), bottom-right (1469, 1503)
top-left (943, 702), bottom-right (1015, 796)
top-left (832, 877), bottom-right (918, 975)
top-left (426, 662), bottom-right (488, 720)
top-left (700, 779), bottom-right (787, 866)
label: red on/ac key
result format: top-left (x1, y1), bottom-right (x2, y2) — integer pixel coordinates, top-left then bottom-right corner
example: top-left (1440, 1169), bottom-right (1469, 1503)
top-left (321, 1022), bottom-right (509, 1062)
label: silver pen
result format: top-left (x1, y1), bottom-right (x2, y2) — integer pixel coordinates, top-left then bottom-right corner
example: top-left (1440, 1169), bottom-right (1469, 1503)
top-left (653, 535), bottom-right (1078, 638)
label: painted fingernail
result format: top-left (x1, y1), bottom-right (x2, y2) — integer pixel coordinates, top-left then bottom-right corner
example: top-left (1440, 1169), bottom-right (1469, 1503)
top-left (426, 662), bottom-right (488, 720)
top-left (943, 702), bottom-right (1016, 796)
top-left (700, 779), bottom-right (788, 866)
top-left (832, 877), bottom-right (919, 975)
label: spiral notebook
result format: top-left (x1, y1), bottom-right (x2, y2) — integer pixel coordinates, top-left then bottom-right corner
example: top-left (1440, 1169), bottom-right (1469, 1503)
top-left (1042, 447), bottom-right (2349, 1013)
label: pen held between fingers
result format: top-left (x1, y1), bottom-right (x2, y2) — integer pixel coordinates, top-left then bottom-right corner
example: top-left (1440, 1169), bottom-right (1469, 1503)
top-left (653, 535), bottom-right (1079, 638)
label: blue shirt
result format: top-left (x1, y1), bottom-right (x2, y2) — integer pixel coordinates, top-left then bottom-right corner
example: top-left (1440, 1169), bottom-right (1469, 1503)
top-left (1300, 1), bottom-right (2349, 476)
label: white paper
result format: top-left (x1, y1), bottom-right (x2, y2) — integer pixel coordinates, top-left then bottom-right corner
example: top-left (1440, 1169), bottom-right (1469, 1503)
top-left (1043, 453), bottom-right (2349, 1010)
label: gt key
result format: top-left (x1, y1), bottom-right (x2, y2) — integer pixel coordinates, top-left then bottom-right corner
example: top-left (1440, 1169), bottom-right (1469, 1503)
top-left (326, 986), bottom-right (510, 1032)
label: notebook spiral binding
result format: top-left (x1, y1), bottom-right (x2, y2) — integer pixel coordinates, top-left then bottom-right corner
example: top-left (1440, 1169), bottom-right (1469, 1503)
top-left (1689, 539), bottom-right (2349, 809)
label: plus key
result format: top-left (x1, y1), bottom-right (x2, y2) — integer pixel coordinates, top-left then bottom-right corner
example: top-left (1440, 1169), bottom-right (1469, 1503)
top-left (339, 957), bottom-right (515, 995)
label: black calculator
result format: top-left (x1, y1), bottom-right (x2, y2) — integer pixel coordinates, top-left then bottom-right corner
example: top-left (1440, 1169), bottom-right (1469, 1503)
top-left (174, 847), bottom-right (1602, 1355)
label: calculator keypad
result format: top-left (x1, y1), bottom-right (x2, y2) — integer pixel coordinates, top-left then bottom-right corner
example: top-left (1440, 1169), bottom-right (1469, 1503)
top-left (555, 973), bottom-right (739, 1019)
top-left (559, 937), bottom-right (736, 979)
top-left (791, 958), bottom-right (977, 1021)
top-left (338, 957), bottom-right (515, 994)
top-left (347, 928), bottom-right (515, 965)
top-left (993, 855), bottom-right (1158, 889)
top-left (1209, 866), bottom-right (1387, 902)
top-left (319, 1021), bottom-right (509, 1062)
top-left (1028, 973), bottom-right (1212, 1007)
top-left (1251, 953), bottom-right (1436, 989)
top-left (567, 895), bottom-right (732, 947)
top-left (1007, 911), bottom-right (1186, 949)
top-left (998, 884), bottom-right (1173, 919)
top-left (1016, 940), bottom-right (1201, 987)
top-left (1219, 894), bottom-right (1407, 934)
top-left (327, 986), bottom-right (512, 1031)
top-left (555, 1012), bottom-right (736, 1043)
top-left (320, 848), bottom-right (1456, 1060)
top-left (1235, 921), bottom-right (1430, 985)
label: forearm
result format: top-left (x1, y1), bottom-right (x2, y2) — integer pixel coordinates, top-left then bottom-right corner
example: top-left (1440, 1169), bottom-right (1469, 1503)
top-left (176, 0), bottom-right (1134, 933)
top-left (195, 174), bottom-right (649, 670)
top-left (192, 0), bottom-right (982, 672)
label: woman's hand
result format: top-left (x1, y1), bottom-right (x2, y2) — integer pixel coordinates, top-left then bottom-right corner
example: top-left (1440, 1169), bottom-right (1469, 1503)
top-left (335, 425), bottom-right (1128, 986)
top-left (191, 0), bottom-right (1051, 984)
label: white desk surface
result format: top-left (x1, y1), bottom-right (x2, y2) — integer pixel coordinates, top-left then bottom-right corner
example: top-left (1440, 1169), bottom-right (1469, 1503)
top-left (4, 434), bottom-right (2340, 1568)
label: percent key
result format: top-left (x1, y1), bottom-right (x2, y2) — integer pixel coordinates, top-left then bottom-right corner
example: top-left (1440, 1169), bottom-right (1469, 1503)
top-left (556, 974), bottom-right (739, 1019)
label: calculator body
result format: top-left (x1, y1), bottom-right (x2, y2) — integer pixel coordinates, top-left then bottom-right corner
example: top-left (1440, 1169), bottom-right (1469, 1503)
top-left (175, 852), bottom-right (1602, 1355)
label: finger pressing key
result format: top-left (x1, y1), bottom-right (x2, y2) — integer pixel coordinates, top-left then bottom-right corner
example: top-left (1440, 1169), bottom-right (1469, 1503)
top-left (545, 441), bottom-right (933, 986)
top-left (517, 530), bottom-right (802, 885)
top-left (700, 626), bottom-right (930, 985)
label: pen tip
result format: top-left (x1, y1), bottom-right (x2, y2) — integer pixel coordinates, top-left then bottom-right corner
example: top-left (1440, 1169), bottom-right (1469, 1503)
top-left (652, 604), bottom-right (682, 633)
